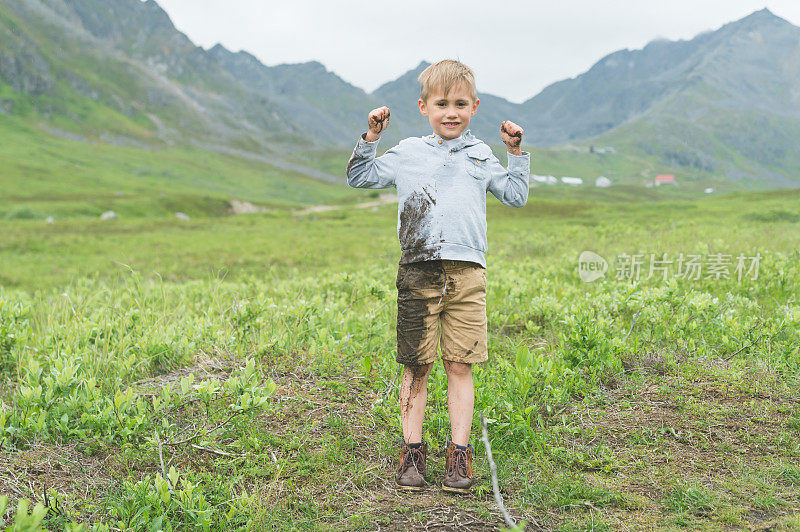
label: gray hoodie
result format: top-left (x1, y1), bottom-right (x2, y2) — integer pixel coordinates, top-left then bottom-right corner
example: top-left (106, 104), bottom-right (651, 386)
top-left (346, 129), bottom-right (530, 267)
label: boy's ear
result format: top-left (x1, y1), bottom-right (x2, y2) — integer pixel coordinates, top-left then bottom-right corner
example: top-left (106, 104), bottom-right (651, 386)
top-left (471, 98), bottom-right (480, 116)
top-left (418, 98), bottom-right (428, 117)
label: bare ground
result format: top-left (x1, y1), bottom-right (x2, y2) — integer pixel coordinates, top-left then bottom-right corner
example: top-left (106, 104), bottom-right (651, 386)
top-left (2, 351), bottom-right (798, 530)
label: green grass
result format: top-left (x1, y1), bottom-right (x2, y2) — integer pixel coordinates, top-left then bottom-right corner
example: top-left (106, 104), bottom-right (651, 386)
top-left (1, 174), bottom-right (799, 530)
top-left (0, 112), bottom-right (363, 221)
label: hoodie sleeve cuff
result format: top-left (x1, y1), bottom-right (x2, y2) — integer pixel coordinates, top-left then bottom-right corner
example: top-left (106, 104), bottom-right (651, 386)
top-left (508, 151), bottom-right (530, 174)
top-left (354, 132), bottom-right (380, 157)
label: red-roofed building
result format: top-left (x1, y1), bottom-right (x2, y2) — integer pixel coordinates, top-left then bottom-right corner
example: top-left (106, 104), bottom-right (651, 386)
top-left (654, 174), bottom-right (677, 186)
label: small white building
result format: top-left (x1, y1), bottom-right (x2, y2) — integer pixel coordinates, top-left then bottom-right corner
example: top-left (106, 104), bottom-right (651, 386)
top-left (704, 187), bottom-right (715, 194)
top-left (561, 176), bottom-right (583, 186)
top-left (595, 176), bottom-right (611, 188)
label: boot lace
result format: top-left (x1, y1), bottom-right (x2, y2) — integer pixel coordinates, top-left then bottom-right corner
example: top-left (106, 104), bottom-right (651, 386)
top-left (399, 446), bottom-right (426, 476)
top-left (447, 447), bottom-right (469, 478)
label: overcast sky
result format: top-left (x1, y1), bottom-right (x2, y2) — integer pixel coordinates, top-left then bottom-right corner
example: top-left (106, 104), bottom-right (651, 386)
top-left (154, 0), bottom-right (800, 103)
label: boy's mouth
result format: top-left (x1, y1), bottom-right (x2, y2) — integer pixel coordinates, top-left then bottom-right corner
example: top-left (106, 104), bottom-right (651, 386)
top-left (443, 122), bottom-right (460, 128)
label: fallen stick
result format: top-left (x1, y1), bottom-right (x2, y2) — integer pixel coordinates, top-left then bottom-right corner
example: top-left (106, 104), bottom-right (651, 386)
top-left (480, 414), bottom-right (517, 529)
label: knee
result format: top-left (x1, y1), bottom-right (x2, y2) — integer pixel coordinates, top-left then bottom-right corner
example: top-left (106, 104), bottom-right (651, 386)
top-left (443, 360), bottom-right (472, 379)
top-left (404, 362), bottom-right (434, 381)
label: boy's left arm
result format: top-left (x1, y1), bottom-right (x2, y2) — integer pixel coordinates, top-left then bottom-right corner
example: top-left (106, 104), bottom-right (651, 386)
top-left (487, 120), bottom-right (530, 207)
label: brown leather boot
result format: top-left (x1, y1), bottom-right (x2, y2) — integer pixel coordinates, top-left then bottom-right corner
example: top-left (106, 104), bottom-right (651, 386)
top-left (396, 441), bottom-right (428, 491)
top-left (442, 439), bottom-right (474, 493)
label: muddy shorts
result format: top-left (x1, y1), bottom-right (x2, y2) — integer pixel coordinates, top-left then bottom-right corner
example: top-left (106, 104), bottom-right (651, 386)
top-left (396, 259), bottom-right (488, 366)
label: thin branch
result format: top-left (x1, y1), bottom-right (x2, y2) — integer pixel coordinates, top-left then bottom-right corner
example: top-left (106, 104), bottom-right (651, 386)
top-left (155, 430), bottom-right (166, 478)
top-left (190, 444), bottom-right (239, 457)
top-left (163, 410), bottom-right (242, 447)
top-left (623, 310), bottom-right (642, 342)
top-left (724, 309), bottom-right (764, 361)
top-left (481, 414), bottom-right (516, 529)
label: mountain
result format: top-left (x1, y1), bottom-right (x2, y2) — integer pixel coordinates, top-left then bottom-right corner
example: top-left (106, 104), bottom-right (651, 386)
top-left (206, 47), bottom-right (372, 146)
top-left (1, 1), bottom-right (799, 189)
top-left (371, 10), bottom-right (800, 187)
top-left (520, 9), bottom-right (800, 186)
top-left (0, 0), bottom-right (383, 153)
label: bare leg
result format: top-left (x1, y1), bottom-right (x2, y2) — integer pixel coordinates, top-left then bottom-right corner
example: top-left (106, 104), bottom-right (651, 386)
top-left (443, 360), bottom-right (474, 446)
top-left (399, 363), bottom-right (434, 443)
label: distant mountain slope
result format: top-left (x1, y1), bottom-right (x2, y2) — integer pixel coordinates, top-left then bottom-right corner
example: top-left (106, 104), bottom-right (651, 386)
top-left (522, 9), bottom-right (800, 144)
top-left (520, 9), bottom-right (800, 186)
top-left (206, 47), bottom-right (372, 146)
top-left (0, 1), bottom-right (798, 188)
top-left (0, 0), bottom-right (379, 151)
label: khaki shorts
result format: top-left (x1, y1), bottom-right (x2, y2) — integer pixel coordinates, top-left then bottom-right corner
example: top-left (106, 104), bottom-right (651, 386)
top-left (396, 259), bottom-right (488, 366)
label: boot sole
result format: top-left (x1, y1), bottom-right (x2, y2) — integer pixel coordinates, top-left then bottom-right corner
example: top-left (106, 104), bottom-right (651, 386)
top-left (396, 483), bottom-right (425, 492)
top-left (441, 484), bottom-right (472, 494)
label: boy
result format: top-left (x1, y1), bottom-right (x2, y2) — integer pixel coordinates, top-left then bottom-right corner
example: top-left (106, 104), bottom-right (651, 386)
top-left (346, 59), bottom-right (529, 493)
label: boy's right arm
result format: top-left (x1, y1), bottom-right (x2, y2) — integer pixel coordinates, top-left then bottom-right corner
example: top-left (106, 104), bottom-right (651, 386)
top-left (346, 106), bottom-right (400, 189)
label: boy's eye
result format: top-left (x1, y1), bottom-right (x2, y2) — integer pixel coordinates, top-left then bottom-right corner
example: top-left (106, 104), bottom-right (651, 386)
top-left (437, 102), bottom-right (446, 106)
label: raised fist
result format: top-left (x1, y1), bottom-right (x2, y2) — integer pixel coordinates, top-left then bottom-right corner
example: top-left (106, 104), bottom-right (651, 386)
top-left (500, 120), bottom-right (523, 148)
top-left (366, 106), bottom-right (391, 141)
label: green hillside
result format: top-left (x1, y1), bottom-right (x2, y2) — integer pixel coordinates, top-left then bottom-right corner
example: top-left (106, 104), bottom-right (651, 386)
top-left (3, 1), bottom-right (800, 194)
top-left (0, 112), bottom-right (360, 221)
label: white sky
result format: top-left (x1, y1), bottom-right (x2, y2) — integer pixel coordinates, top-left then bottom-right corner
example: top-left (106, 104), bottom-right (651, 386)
top-left (153, 0), bottom-right (800, 103)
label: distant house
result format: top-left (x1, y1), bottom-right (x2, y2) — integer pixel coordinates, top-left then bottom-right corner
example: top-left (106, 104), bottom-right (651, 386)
top-left (654, 174), bottom-right (677, 186)
top-left (590, 146), bottom-right (615, 154)
top-left (704, 187), bottom-right (715, 194)
top-left (595, 176), bottom-right (611, 187)
top-left (561, 177), bottom-right (583, 186)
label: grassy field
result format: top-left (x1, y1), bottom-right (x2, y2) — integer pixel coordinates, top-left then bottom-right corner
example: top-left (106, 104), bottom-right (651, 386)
top-left (1, 179), bottom-right (799, 530)
top-left (0, 114), bottom-right (366, 222)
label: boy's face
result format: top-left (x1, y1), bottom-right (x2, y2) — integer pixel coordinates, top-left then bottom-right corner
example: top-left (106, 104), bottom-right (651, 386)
top-left (418, 82), bottom-right (479, 140)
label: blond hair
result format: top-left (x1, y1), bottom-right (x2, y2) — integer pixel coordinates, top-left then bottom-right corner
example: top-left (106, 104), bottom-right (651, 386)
top-left (418, 59), bottom-right (477, 103)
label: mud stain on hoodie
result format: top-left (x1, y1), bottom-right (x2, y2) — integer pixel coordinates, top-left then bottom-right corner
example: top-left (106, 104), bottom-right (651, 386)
top-left (398, 185), bottom-right (441, 264)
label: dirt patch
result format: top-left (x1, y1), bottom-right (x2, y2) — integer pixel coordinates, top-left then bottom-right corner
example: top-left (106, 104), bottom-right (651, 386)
top-left (229, 199), bottom-right (267, 215)
top-left (293, 193), bottom-right (397, 216)
top-left (249, 362), bottom-right (544, 530)
top-left (0, 443), bottom-right (115, 509)
top-left (551, 370), bottom-right (800, 529)
top-left (130, 350), bottom-right (237, 394)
